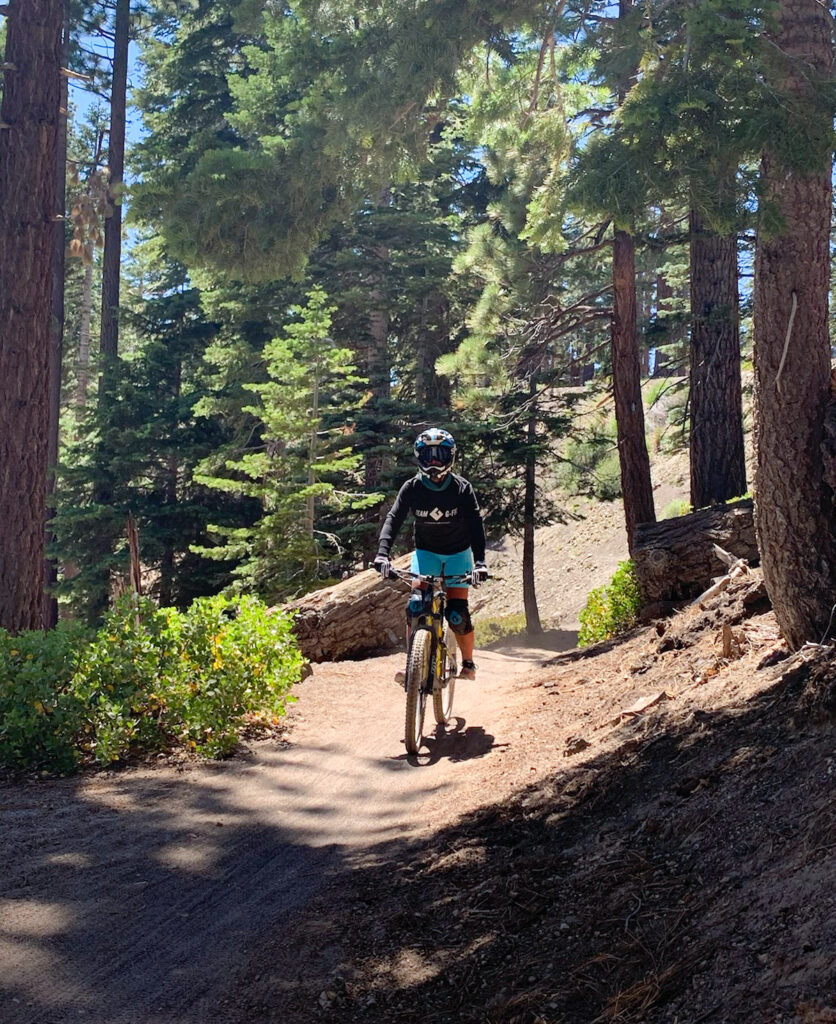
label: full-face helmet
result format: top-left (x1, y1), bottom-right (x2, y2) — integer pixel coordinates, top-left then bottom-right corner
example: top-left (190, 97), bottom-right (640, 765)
top-left (414, 428), bottom-right (456, 482)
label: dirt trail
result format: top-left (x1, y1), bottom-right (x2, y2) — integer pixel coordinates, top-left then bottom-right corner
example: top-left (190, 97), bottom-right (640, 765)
top-left (0, 634), bottom-right (574, 1024)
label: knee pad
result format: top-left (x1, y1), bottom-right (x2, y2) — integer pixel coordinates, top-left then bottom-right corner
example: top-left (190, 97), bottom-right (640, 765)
top-left (406, 592), bottom-right (426, 622)
top-left (445, 598), bottom-right (472, 636)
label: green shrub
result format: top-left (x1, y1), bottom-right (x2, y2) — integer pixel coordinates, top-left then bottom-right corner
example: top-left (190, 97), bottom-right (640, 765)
top-left (578, 561), bottom-right (641, 647)
top-left (0, 596), bottom-right (303, 773)
top-left (474, 613), bottom-right (527, 647)
top-left (0, 622), bottom-right (91, 773)
top-left (661, 499), bottom-right (692, 520)
top-left (592, 452), bottom-right (622, 501)
top-left (557, 416), bottom-right (619, 499)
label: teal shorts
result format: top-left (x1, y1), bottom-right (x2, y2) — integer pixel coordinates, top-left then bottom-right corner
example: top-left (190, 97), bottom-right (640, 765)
top-left (410, 547), bottom-right (473, 588)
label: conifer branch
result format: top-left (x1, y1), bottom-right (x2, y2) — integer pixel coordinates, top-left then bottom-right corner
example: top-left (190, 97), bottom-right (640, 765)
top-left (61, 68), bottom-right (92, 82)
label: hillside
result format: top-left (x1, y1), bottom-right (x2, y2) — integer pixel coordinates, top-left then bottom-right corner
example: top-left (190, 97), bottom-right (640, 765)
top-left (4, 391), bottom-right (832, 1024)
top-left (476, 445), bottom-right (691, 632)
top-left (226, 572), bottom-right (836, 1024)
top-left (3, 557), bottom-right (832, 1024)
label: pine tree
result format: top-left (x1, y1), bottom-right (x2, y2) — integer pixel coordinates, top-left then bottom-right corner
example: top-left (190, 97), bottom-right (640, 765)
top-left (98, 0), bottom-right (130, 371)
top-left (195, 288), bottom-right (374, 601)
top-left (752, 0), bottom-right (836, 649)
top-left (571, 1), bottom-right (762, 508)
top-left (435, 39), bottom-right (591, 632)
top-left (0, 0), bottom-right (64, 631)
top-left (55, 251), bottom-right (242, 617)
top-left (44, 4), bottom-right (71, 629)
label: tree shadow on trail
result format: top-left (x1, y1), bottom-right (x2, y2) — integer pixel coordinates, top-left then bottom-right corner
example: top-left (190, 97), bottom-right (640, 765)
top-left (224, 658), bottom-right (836, 1024)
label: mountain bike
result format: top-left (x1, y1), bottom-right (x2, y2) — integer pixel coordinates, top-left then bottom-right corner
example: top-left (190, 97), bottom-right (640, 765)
top-left (387, 567), bottom-right (472, 755)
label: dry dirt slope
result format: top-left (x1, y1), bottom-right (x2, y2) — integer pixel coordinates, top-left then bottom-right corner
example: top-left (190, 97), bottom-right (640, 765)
top-left (225, 572), bottom-right (835, 1024)
top-left (472, 449), bottom-right (690, 630)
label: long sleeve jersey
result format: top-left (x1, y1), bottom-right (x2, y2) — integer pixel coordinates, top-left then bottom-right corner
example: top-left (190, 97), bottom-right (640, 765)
top-left (377, 473), bottom-right (486, 562)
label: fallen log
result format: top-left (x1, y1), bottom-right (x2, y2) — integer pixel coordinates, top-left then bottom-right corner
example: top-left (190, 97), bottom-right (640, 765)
top-left (633, 498), bottom-right (758, 606)
top-left (287, 555), bottom-right (412, 663)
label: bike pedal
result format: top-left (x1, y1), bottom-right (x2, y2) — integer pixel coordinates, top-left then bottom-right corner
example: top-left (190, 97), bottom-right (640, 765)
top-left (394, 670), bottom-right (406, 686)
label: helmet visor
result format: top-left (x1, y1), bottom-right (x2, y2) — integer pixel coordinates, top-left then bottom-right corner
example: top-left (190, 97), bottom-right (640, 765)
top-left (417, 445), bottom-right (453, 470)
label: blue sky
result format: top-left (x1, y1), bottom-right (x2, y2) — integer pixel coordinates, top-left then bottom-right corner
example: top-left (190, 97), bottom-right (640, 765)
top-left (70, 33), bottom-right (146, 155)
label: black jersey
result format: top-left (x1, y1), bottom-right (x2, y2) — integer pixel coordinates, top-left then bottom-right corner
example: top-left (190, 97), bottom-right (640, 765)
top-left (377, 473), bottom-right (486, 562)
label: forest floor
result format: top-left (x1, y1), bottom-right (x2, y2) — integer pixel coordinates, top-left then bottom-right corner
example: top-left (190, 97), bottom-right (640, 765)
top-left (2, 465), bottom-right (834, 1024)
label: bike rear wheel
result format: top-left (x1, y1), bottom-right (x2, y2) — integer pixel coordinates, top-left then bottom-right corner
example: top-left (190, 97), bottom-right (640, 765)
top-left (405, 628), bottom-right (431, 754)
top-left (433, 623), bottom-right (457, 724)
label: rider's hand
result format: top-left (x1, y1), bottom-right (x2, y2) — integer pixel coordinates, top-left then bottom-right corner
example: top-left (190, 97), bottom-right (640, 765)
top-left (471, 561), bottom-right (488, 586)
top-left (373, 554), bottom-right (392, 579)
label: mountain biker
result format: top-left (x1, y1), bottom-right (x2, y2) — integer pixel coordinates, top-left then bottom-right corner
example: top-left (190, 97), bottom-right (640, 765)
top-left (373, 428), bottom-right (488, 681)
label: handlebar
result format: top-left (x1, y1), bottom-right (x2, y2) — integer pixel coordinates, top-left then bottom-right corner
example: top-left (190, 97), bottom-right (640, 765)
top-left (389, 567), bottom-right (474, 586)
top-left (368, 563), bottom-right (487, 587)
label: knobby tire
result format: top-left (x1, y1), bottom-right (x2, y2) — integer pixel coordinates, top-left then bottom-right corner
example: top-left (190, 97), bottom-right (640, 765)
top-left (433, 623), bottom-right (457, 725)
top-left (405, 628), bottom-right (431, 755)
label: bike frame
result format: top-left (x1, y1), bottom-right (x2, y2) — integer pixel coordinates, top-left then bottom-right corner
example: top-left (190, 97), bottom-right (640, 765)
top-left (389, 567), bottom-right (470, 692)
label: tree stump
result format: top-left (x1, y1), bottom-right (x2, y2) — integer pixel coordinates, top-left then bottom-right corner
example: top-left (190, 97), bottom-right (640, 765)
top-left (633, 498), bottom-right (757, 606)
top-left (287, 555), bottom-right (413, 663)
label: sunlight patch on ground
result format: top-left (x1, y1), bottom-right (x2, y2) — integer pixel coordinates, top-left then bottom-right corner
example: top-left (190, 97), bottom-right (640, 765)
top-left (154, 841), bottom-right (220, 874)
top-left (0, 900), bottom-right (73, 938)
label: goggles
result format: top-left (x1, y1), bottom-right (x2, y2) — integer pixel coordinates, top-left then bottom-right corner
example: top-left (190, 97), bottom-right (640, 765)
top-left (417, 445), bottom-right (453, 469)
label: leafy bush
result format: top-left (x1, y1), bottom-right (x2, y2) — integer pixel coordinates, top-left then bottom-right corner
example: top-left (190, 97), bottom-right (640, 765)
top-left (592, 452), bottom-right (622, 501)
top-left (578, 561), bottom-right (641, 647)
top-left (557, 415), bottom-right (620, 500)
top-left (474, 613), bottom-right (527, 647)
top-left (0, 623), bottom-right (91, 773)
top-left (661, 499), bottom-right (692, 520)
top-left (0, 596), bottom-right (303, 773)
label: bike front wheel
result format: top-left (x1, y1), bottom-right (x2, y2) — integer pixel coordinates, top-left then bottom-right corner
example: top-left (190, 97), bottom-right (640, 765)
top-left (433, 623), bottom-right (457, 725)
top-left (405, 628), bottom-right (431, 754)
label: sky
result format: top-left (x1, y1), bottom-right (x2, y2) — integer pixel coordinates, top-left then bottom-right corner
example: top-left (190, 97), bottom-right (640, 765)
top-left (69, 33), bottom-right (146, 157)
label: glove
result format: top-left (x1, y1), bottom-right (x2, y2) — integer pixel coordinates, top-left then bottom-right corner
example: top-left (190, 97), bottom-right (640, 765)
top-left (373, 554), bottom-right (392, 579)
top-left (471, 561), bottom-right (488, 586)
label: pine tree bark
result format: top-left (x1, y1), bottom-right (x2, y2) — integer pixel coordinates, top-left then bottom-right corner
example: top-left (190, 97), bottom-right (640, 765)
top-left (99, 0), bottom-right (129, 370)
top-left (612, 229), bottom-right (656, 552)
top-left (361, 191), bottom-right (394, 562)
top-left (689, 209), bottom-right (746, 508)
top-left (158, 358), bottom-right (182, 608)
top-left (610, 0), bottom-right (655, 551)
top-left (522, 400), bottom-right (542, 635)
top-left (89, 0), bottom-right (130, 620)
top-left (76, 261), bottom-right (94, 410)
top-left (0, 0), bottom-right (63, 632)
top-left (43, 10), bottom-right (70, 629)
top-left (752, 0), bottom-right (835, 650)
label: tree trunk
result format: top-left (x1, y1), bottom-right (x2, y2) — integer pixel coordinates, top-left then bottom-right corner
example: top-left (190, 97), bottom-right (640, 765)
top-left (689, 209), bottom-right (746, 508)
top-left (98, 0), bottom-right (129, 371)
top-left (305, 356), bottom-right (320, 539)
top-left (364, 266), bottom-right (390, 496)
top-left (612, 229), bottom-right (656, 552)
top-left (610, 0), bottom-right (655, 553)
top-left (0, 0), bottom-right (63, 633)
top-left (752, 0), bottom-right (835, 650)
top-left (43, 9), bottom-right (70, 630)
top-left (362, 192), bottom-right (393, 563)
top-left (89, 0), bottom-right (130, 620)
top-left (158, 358), bottom-right (181, 608)
top-left (633, 498), bottom-right (757, 605)
top-left (415, 294), bottom-right (452, 409)
top-left (288, 556), bottom-right (413, 662)
top-left (76, 260), bottom-right (94, 410)
top-left (522, 401), bottom-right (542, 635)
